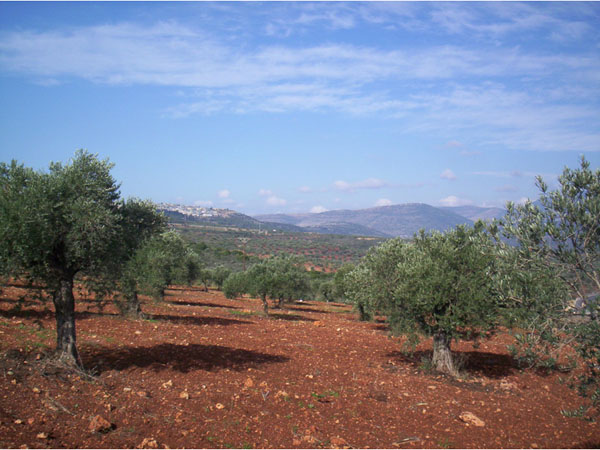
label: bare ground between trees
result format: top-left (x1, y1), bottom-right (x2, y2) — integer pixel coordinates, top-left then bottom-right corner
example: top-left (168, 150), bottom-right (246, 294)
top-left (0, 283), bottom-right (599, 449)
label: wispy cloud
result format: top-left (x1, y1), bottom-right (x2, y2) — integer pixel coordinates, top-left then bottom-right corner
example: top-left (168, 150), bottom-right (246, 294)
top-left (334, 178), bottom-right (388, 192)
top-left (266, 195), bottom-right (286, 207)
top-left (374, 198), bottom-right (393, 207)
top-left (310, 205), bottom-right (328, 214)
top-left (218, 189), bottom-right (230, 199)
top-left (440, 169), bottom-right (457, 180)
top-left (1, 10), bottom-right (598, 153)
top-left (439, 195), bottom-right (473, 207)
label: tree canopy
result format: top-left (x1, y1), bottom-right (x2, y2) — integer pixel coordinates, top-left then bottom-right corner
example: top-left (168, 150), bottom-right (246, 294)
top-left (347, 223), bottom-right (501, 375)
top-left (0, 150), bottom-right (164, 365)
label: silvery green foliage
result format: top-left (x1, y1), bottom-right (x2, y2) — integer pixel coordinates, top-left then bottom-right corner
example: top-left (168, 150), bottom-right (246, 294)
top-left (346, 223), bottom-right (501, 375)
top-left (0, 150), bottom-right (165, 365)
top-left (496, 157), bottom-right (599, 412)
top-left (500, 156), bottom-right (599, 301)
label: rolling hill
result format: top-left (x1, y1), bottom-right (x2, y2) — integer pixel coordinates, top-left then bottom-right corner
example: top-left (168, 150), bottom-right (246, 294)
top-left (256, 203), bottom-right (483, 238)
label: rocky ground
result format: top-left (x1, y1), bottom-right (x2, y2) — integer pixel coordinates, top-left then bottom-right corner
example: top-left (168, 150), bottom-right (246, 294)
top-left (1, 282), bottom-right (598, 449)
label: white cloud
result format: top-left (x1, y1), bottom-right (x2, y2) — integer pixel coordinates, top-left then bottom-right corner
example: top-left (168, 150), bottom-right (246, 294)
top-left (298, 186), bottom-right (312, 193)
top-left (193, 200), bottom-right (213, 207)
top-left (334, 178), bottom-right (387, 192)
top-left (374, 198), bottom-right (393, 207)
top-left (310, 205), bottom-right (328, 213)
top-left (517, 196), bottom-right (530, 205)
top-left (258, 188), bottom-right (273, 196)
top-left (1, 12), bottom-right (598, 153)
top-left (218, 189), bottom-right (230, 199)
top-left (439, 195), bottom-right (473, 207)
top-left (266, 195), bottom-right (286, 206)
top-left (440, 169), bottom-right (457, 180)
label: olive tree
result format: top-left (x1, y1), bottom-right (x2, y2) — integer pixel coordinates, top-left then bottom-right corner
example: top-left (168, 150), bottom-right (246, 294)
top-left (211, 265), bottom-right (232, 291)
top-left (222, 270), bottom-right (249, 299)
top-left (0, 151), bottom-right (163, 366)
top-left (268, 255), bottom-right (310, 308)
top-left (345, 238), bottom-right (409, 321)
top-left (496, 157), bottom-right (600, 410)
top-left (132, 231), bottom-right (193, 302)
top-left (112, 199), bottom-right (167, 318)
top-left (348, 224), bottom-right (500, 376)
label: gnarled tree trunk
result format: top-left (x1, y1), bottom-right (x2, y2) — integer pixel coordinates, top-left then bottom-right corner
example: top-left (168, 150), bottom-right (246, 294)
top-left (261, 294), bottom-right (269, 315)
top-left (52, 277), bottom-right (82, 367)
top-left (432, 330), bottom-right (457, 376)
top-left (123, 290), bottom-right (145, 319)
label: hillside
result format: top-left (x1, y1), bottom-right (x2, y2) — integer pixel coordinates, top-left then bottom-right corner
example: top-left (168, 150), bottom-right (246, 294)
top-left (257, 203), bottom-right (474, 238)
top-left (159, 208), bottom-right (305, 234)
top-left (440, 205), bottom-right (506, 222)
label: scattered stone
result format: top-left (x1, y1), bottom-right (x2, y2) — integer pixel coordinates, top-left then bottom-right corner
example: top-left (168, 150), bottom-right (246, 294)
top-left (302, 434), bottom-right (317, 444)
top-left (138, 437), bottom-right (159, 449)
top-left (313, 321), bottom-right (325, 327)
top-left (244, 377), bottom-right (254, 389)
top-left (275, 390), bottom-right (289, 399)
top-left (330, 436), bottom-right (348, 448)
top-left (179, 391), bottom-right (190, 400)
top-left (134, 330), bottom-right (142, 335)
top-left (123, 387), bottom-right (132, 392)
top-left (292, 439), bottom-right (302, 446)
top-left (531, 444), bottom-right (539, 449)
top-left (14, 419), bottom-right (23, 424)
top-left (137, 391), bottom-right (149, 398)
top-left (32, 387), bottom-right (41, 394)
top-left (427, 385), bottom-right (436, 390)
top-left (27, 418), bottom-right (35, 425)
top-left (459, 411), bottom-right (485, 427)
top-left (215, 403), bottom-right (225, 410)
top-left (89, 415), bottom-right (113, 433)
top-left (499, 380), bottom-right (518, 391)
top-left (162, 380), bottom-right (173, 389)
top-left (36, 432), bottom-right (48, 440)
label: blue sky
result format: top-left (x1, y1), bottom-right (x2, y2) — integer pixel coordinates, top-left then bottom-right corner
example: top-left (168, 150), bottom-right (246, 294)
top-left (1, 2), bottom-right (599, 215)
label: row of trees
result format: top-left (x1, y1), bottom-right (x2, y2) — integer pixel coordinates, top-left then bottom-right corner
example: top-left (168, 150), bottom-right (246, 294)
top-left (345, 157), bottom-right (599, 409)
top-left (223, 255), bottom-right (310, 314)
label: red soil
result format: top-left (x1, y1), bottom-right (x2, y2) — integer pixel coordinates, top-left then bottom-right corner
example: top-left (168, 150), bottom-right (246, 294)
top-left (0, 283), bottom-right (598, 449)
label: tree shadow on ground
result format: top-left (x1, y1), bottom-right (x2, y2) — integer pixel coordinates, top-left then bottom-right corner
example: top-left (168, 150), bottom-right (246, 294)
top-left (286, 306), bottom-right (329, 314)
top-left (166, 300), bottom-right (241, 310)
top-left (0, 308), bottom-right (53, 320)
top-left (86, 343), bottom-right (290, 374)
top-left (165, 286), bottom-right (208, 292)
top-left (268, 312), bottom-right (316, 322)
top-left (76, 311), bottom-right (120, 320)
top-left (148, 313), bottom-right (252, 327)
top-left (387, 349), bottom-right (519, 380)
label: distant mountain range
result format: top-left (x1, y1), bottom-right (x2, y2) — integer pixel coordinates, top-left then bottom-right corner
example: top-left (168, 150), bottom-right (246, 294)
top-left (255, 203), bottom-right (506, 238)
top-left (159, 202), bottom-right (506, 238)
